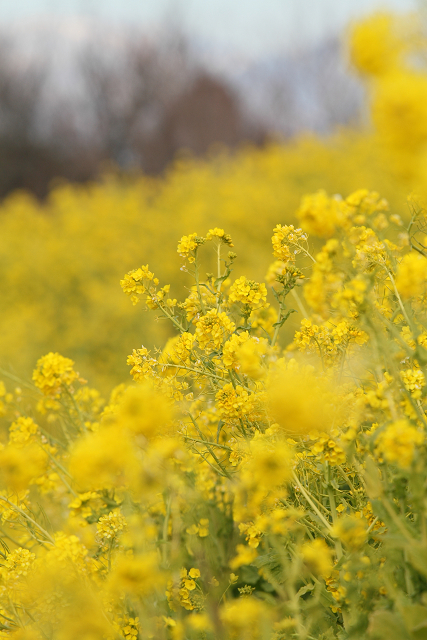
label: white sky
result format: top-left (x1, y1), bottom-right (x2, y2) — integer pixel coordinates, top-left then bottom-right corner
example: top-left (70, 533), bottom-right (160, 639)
top-left (0, 0), bottom-right (419, 59)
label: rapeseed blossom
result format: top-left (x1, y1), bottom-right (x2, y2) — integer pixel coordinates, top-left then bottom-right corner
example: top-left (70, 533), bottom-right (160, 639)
top-left (32, 352), bottom-right (81, 396)
top-left (395, 252), bottom-right (427, 299)
top-left (376, 419), bottom-right (424, 468)
top-left (117, 383), bottom-right (174, 438)
top-left (1, 188), bottom-right (427, 639)
top-left (228, 276), bottom-right (268, 311)
top-left (267, 364), bottom-right (335, 435)
top-left (349, 12), bottom-right (405, 76)
top-left (2, 9), bottom-right (427, 638)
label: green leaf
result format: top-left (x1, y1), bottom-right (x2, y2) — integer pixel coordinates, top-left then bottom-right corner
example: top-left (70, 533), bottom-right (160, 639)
top-left (214, 270), bottom-right (232, 288)
top-left (402, 605), bottom-right (427, 640)
top-left (364, 455), bottom-right (383, 500)
top-left (407, 544), bottom-right (427, 578)
top-left (239, 564), bottom-right (260, 585)
top-left (272, 308), bottom-right (296, 329)
top-left (296, 584), bottom-right (314, 599)
top-left (368, 610), bottom-right (411, 640)
top-left (216, 420), bottom-right (224, 443)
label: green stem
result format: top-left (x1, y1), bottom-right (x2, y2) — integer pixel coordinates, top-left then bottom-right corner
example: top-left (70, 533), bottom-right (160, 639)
top-left (194, 249), bottom-right (206, 315)
top-left (292, 472), bottom-right (333, 532)
top-left (183, 436), bottom-right (232, 451)
top-left (382, 497), bottom-right (414, 542)
top-left (387, 269), bottom-right (413, 330)
top-left (156, 301), bottom-right (186, 332)
top-left (187, 413), bottom-right (232, 478)
top-left (291, 288), bottom-right (309, 317)
top-left (271, 306), bottom-right (283, 348)
top-left (162, 495), bottom-right (172, 566)
top-left (0, 497), bottom-right (54, 544)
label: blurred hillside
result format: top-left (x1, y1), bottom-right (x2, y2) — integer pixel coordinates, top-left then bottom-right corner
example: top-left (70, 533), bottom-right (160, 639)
top-left (0, 19), bottom-right (363, 198)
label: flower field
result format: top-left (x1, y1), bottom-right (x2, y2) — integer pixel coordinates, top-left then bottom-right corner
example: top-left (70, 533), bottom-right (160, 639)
top-left (1, 10), bottom-right (427, 640)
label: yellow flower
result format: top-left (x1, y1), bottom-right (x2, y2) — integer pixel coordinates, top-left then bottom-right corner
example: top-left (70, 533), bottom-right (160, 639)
top-left (242, 439), bottom-right (293, 491)
top-left (332, 515), bottom-right (367, 552)
top-left (0, 547), bottom-right (36, 585)
top-left (69, 425), bottom-right (138, 490)
top-left (117, 382), bottom-right (174, 438)
top-left (195, 309), bottom-right (235, 352)
top-left (177, 233), bottom-right (204, 263)
top-left (373, 71), bottom-right (427, 156)
top-left (400, 368), bottom-right (425, 399)
top-left (32, 352), bottom-right (80, 396)
top-left (198, 518), bottom-right (209, 537)
top-left (107, 552), bottom-right (164, 596)
top-left (229, 544), bottom-right (258, 570)
top-left (159, 333), bottom-right (194, 376)
top-left (206, 228), bottom-right (233, 246)
top-left (220, 598), bottom-right (272, 636)
top-left (187, 613), bottom-right (213, 632)
top-left (96, 511), bottom-right (127, 550)
top-left (228, 276), bottom-right (268, 311)
top-left (375, 419), bottom-right (424, 468)
top-left (189, 568), bottom-right (200, 578)
top-left (271, 224), bottom-right (306, 262)
top-left (0, 444), bottom-right (47, 492)
top-left (215, 383), bottom-right (256, 421)
top-left (395, 252), bottom-right (427, 299)
top-left (300, 539), bottom-right (333, 578)
top-left (297, 190), bottom-right (343, 238)
top-left (8, 417), bottom-right (38, 447)
top-left (349, 12), bottom-right (405, 76)
top-left (267, 363), bottom-right (335, 436)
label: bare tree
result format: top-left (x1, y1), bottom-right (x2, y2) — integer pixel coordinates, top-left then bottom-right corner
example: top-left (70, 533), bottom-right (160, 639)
top-left (78, 32), bottom-right (193, 170)
top-left (234, 36), bottom-right (363, 138)
top-left (0, 39), bottom-right (67, 198)
top-left (0, 25), bottom-right (364, 199)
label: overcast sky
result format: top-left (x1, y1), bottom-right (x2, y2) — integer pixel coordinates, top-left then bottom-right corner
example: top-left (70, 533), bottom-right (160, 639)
top-left (0, 0), bottom-right (419, 59)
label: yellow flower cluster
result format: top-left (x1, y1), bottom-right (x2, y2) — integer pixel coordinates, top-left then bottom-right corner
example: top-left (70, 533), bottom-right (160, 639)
top-left (215, 383), bottom-right (256, 422)
top-left (0, 118), bottom-right (410, 392)
top-left (32, 352), bottom-right (81, 396)
top-left (0, 547), bottom-right (35, 588)
top-left (293, 318), bottom-right (368, 365)
top-left (349, 12), bottom-right (406, 76)
top-left (300, 538), bottom-right (333, 578)
top-left (2, 12), bottom-right (427, 634)
top-left (376, 419), bottom-right (424, 468)
top-left (228, 276), bottom-right (268, 311)
top-left (195, 309), bottom-right (235, 352)
top-left (310, 433), bottom-right (346, 466)
top-left (297, 189), bottom-right (344, 238)
top-left (1, 193), bottom-right (427, 638)
top-left (271, 224), bottom-right (307, 263)
top-left (96, 511), bottom-right (127, 550)
top-left (332, 515), bottom-right (367, 552)
top-left (177, 232), bottom-right (203, 263)
top-left (166, 567), bottom-right (203, 612)
top-left (267, 363), bottom-right (334, 436)
top-left (400, 368), bottom-right (425, 399)
top-left (120, 264), bottom-right (164, 307)
top-left (206, 227), bottom-right (234, 245)
top-left (396, 252), bottom-right (427, 299)
top-left (8, 416), bottom-right (38, 447)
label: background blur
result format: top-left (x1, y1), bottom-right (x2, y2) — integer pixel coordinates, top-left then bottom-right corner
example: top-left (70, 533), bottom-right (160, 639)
top-left (0, 0), bottom-right (417, 196)
top-left (0, 0), bottom-right (422, 392)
